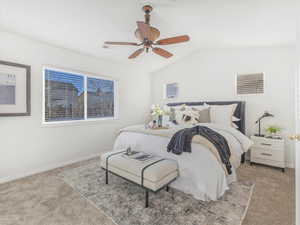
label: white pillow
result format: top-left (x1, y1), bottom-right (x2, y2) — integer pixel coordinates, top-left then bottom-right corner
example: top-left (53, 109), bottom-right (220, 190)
top-left (232, 116), bottom-right (240, 122)
top-left (232, 123), bottom-right (239, 129)
top-left (208, 104), bottom-right (238, 128)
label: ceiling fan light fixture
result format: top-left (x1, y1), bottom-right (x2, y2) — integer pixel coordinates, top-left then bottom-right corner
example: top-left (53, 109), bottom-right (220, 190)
top-left (104, 5), bottom-right (190, 59)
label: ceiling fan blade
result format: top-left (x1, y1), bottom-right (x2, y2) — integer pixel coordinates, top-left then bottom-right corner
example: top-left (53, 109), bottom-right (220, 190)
top-left (104, 41), bottom-right (138, 46)
top-left (136, 21), bottom-right (150, 40)
top-left (155, 35), bottom-right (190, 45)
top-left (152, 47), bottom-right (173, 58)
top-left (128, 48), bottom-right (145, 59)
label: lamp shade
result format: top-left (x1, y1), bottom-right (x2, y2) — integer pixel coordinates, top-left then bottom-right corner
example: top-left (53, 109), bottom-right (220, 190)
top-left (255, 111), bottom-right (274, 124)
top-left (262, 112), bottom-right (274, 117)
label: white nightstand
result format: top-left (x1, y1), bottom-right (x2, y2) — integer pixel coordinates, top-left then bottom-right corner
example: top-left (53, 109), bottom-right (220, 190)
top-left (250, 135), bottom-right (285, 172)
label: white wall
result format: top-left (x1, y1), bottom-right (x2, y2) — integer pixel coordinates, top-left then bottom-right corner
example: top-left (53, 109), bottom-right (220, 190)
top-left (0, 31), bottom-right (151, 183)
top-left (296, 20), bottom-right (300, 223)
top-left (151, 46), bottom-right (296, 167)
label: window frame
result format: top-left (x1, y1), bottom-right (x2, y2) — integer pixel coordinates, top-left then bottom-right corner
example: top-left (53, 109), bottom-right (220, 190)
top-left (42, 66), bottom-right (118, 125)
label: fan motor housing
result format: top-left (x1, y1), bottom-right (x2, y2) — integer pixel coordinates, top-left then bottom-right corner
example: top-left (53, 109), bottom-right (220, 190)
top-left (135, 27), bottom-right (160, 42)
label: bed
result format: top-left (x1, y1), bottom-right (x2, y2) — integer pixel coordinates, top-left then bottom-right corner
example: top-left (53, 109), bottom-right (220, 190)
top-left (113, 101), bottom-right (253, 201)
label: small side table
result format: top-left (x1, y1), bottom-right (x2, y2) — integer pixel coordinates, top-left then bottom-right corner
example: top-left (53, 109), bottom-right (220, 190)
top-left (250, 135), bottom-right (285, 172)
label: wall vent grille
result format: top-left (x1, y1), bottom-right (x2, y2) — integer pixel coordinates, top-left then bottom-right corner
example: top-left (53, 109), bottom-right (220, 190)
top-left (237, 73), bottom-right (264, 95)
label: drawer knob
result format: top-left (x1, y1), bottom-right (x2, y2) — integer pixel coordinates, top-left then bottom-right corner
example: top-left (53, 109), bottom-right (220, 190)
top-left (261, 143), bottom-right (271, 146)
top-left (261, 153), bottom-right (272, 156)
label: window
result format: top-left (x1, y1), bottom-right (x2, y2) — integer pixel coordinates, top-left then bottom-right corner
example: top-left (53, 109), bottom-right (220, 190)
top-left (43, 68), bottom-right (117, 123)
top-left (87, 77), bottom-right (114, 119)
top-left (165, 83), bottom-right (178, 99)
top-left (236, 73), bottom-right (264, 95)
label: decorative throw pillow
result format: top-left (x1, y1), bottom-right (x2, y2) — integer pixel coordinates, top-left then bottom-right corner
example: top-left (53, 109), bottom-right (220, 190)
top-left (168, 107), bottom-right (176, 122)
top-left (167, 105), bottom-right (200, 125)
top-left (195, 107), bottom-right (211, 123)
top-left (175, 110), bottom-right (185, 124)
top-left (167, 103), bottom-right (240, 128)
top-left (207, 104), bottom-right (238, 128)
top-left (180, 106), bottom-right (200, 124)
top-left (189, 105), bottom-right (211, 123)
top-left (166, 104), bottom-right (186, 124)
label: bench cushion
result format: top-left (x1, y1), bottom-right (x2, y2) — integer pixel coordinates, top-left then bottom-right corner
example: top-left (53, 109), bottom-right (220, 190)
top-left (101, 151), bottom-right (178, 191)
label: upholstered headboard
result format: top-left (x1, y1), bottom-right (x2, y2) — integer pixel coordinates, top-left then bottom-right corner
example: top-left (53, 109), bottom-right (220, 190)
top-left (167, 101), bottom-right (246, 134)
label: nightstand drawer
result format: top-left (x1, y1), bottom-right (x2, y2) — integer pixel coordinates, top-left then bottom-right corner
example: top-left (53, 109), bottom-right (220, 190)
top-left (251, 148), bottom-right (284, 162)
top-left (251, 157), bottom-right (285, 168)
top-left (252, 138), bottom-right (284, 150)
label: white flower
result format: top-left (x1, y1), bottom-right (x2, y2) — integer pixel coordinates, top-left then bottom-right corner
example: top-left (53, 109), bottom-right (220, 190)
top-left (150, 104), bottom-right (165, 116)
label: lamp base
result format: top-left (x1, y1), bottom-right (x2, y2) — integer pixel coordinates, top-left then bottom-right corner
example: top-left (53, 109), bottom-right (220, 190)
top-left (254, 134), bottom-right (265, 137)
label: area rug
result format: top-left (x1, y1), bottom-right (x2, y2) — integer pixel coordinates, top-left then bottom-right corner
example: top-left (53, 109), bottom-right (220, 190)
top-left (59, 161), bottom-right (254, 225)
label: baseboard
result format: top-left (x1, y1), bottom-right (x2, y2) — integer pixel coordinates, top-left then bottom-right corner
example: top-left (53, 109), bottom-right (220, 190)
top-left (0, 153), bottom-right (101, 184)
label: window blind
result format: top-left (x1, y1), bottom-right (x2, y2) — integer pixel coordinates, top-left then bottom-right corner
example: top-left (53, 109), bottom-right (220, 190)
top-left (44, 69), bottom-right (84, 122)
top-left (236, 73), bottom-right (264, 95)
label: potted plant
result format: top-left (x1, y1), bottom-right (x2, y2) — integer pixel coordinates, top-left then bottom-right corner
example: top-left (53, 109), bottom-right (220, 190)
top-left (265, 125), bottom-right (282, 138)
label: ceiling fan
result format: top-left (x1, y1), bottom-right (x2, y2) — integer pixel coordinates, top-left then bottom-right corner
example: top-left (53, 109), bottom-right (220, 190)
top-left (104, 5), bottom-right (190, 59)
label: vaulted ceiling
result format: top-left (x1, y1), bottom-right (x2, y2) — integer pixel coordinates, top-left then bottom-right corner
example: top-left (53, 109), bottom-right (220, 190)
top-left (0, 0), bottom-right (296, 72)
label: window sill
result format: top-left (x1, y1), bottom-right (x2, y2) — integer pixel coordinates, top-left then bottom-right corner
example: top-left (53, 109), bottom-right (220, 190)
top-left (41, 117), bottom-right (118, 128)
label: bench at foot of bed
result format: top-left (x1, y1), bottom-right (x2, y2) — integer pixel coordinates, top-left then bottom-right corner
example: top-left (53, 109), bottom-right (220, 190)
top-left (101, 151), bottom-right (179, 208)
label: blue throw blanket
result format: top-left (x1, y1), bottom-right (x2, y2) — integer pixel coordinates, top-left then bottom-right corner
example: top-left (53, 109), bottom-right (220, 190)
top-left (167, 126), bottom-right (232, 174)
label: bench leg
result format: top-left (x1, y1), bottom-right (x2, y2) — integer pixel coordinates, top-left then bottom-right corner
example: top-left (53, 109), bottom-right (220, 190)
top-left (241, 153), bottom-right (246, 164)
top-left (145, 189), bottom-right (149, 208)
top-left (166, 185), bottom-right (169, 192)
top-left (105, 169), bottom-right (108, 184)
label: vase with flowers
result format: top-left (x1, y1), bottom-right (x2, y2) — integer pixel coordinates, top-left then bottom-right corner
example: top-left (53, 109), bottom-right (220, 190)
top-left (151, 105), bottom-right (165, 127)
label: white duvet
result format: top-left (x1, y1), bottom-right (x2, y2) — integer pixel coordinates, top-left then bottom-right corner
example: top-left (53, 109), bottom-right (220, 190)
top-left (113, 123), bottom-right (253, 201)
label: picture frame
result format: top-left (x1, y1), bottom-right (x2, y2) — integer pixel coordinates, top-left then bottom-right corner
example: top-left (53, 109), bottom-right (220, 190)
top-left (0, 60), bottom-right (31, 116)
top-left (164, 82), bottom-right (178, 99)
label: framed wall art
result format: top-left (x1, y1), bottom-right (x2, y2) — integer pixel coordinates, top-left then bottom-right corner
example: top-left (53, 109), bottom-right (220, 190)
top-left (0, 60), bottom-right (31, 116)
top-left (165, 82), bottom-right (178, 99)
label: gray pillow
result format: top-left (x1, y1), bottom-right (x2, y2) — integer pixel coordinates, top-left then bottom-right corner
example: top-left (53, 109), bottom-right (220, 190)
top-left (199, 108), bottom-right (211, 123)
top-left (192, 107), bottom-right (211, 123)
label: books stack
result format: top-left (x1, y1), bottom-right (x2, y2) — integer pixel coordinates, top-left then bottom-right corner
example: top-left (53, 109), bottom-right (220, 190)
top-left (122, 151), bottom-right (154, 162)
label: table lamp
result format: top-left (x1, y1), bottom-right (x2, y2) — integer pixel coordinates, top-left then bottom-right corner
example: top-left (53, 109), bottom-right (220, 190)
top-left (255, 111), bottom-right (274, 137)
